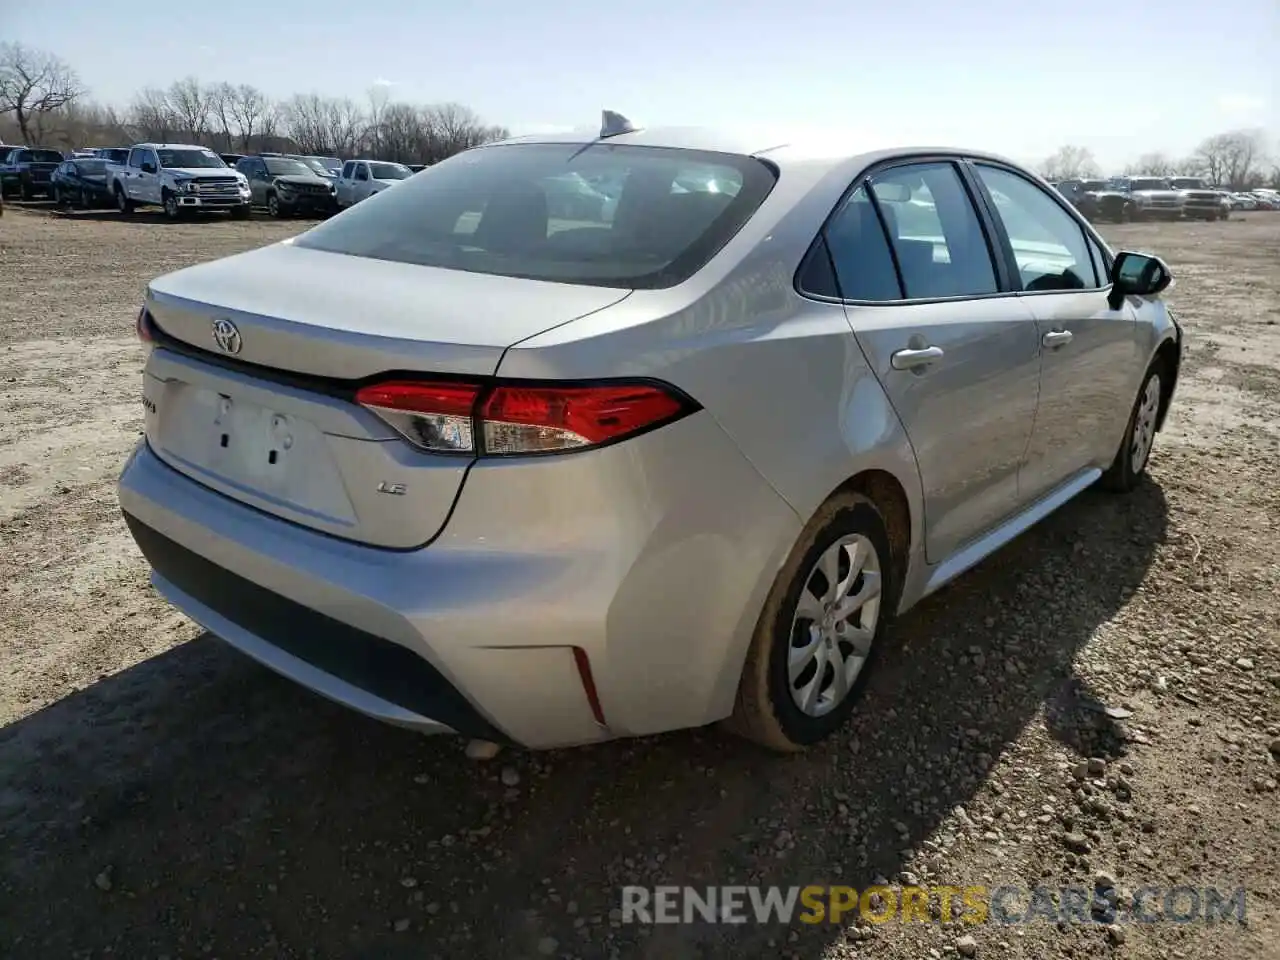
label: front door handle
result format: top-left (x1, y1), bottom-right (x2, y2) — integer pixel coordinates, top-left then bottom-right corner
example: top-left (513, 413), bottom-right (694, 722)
top-left (1042, 329), bottom-right (1074, 349)
top-left (891, 345), bottom-right (945, 370)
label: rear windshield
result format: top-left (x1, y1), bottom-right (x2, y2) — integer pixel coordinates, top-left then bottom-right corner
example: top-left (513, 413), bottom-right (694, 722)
top-left (294, 142), bottom-right (777, 289)
top-left (75, 159), bottom-right (107, 174)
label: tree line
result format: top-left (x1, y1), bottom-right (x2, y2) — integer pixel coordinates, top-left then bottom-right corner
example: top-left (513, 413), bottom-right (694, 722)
top-left (0, 42), bottom-right (509, 165)
top-left (1039, 133), bottom-right (1277, 191)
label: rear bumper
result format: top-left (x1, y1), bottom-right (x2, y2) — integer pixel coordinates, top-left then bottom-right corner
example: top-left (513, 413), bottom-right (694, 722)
top-left (117, 412), bottom-right (800, 748)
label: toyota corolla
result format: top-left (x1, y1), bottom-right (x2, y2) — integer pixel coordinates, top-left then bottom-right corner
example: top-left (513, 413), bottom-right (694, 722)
top-left (118, 115), bottom-right (1181, 752)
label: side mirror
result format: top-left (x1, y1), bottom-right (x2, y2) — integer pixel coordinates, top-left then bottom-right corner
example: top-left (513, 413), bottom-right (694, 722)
top-left (1108, 251), bottom-right (1172, 309)
top-left (140, 161), bottom-right (156, 174)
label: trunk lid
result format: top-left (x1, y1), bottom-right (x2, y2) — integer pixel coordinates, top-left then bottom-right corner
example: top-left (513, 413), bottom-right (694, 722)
top-left (142, 243), bottom-right (630, 548)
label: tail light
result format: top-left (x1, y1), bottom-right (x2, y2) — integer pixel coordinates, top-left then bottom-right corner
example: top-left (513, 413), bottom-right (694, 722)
top-left (136, 306), bottom-right (155, 346)
top-left (353, 378), bottom-right (697, 456)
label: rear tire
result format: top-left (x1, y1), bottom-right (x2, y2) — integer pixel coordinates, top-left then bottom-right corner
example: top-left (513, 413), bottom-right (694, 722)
top-left (115, 186), bottom-right (134, 215)
top-left (726, 492), bottom-right (896, 752)
top-left (1100, 361), bottom-right (1166, 493)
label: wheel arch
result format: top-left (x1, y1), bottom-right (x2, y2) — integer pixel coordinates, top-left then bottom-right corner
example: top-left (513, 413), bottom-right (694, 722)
top-left (1152, 330), bottom-right (1182, 432)
top-left (821, 469), bottom-right (913, 588)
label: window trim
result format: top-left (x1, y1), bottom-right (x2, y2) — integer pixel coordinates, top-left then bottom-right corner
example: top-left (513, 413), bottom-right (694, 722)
top-left (962, 159), bottom-right (1116, 296)
top-left (795, 152), bottom-right (1015, 306)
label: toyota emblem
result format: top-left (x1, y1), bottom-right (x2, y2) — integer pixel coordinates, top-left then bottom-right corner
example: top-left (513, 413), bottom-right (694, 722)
top-left (211, 318), bottom-right (242, 355)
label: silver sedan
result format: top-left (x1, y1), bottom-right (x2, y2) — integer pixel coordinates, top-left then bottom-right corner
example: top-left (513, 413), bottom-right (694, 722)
top-left (119, 117), bottom-right (1181, 752)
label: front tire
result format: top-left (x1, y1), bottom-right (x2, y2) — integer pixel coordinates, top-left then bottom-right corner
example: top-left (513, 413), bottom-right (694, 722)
top-left (727, 492), bottom-right (895, 752)
top-left (162, 190), bottom-right (182, 220)
top-left (267, 193), bottom-right (281, 218)
top-left (1101, 363), bottom-right (1166, 492)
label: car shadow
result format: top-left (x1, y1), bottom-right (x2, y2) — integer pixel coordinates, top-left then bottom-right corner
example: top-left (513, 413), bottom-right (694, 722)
top-left (0, 479), bottom-right (1168, 959)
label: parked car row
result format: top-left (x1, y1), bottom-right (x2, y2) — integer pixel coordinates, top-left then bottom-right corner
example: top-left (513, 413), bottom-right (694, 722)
top-left (1050, 175), bottom-right (1279, 222)
top-left (0, 143), bottom-right (422, 219)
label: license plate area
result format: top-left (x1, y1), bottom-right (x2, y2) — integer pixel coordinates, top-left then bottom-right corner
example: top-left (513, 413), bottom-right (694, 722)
top-left (208, 392), bottom-right (295, 489)
top-left (152, 379), bottom-right (358, 526)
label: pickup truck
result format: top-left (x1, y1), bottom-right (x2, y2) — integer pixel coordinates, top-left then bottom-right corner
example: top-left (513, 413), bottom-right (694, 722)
top-left (1167, 176), bottom-right (1228, 221)
top-left (334, 159), bottom-right (412, 208)
top-left (1, 146), bottom-right (64, 200)
top-left (1107, 176), bottom-right (1185, 221)
top-left (104, 143), bottom-right (252, 219)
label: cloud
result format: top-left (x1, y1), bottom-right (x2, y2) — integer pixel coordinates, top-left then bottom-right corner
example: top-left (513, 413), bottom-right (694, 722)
top-left (1218, 94), bottom-right (1265, 119)
top-left (372, 77), bottom-right (398, 88)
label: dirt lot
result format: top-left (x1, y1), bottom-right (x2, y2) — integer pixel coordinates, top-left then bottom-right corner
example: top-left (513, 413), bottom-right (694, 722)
top-left (1, 203), bottom-right (1277, 960)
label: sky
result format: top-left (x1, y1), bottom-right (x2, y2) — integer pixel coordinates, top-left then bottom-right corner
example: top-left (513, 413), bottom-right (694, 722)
top-left (7, 0), bottom-right (1278, 171)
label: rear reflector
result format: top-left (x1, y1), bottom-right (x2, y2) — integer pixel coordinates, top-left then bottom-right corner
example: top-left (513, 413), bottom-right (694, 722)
top-left (353, 378), bottom-right (695, 456)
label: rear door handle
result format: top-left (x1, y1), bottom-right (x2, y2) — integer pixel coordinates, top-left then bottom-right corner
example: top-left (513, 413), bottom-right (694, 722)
top-left (891, 345), bottom-right (945, 371)
top-left (1042, 330), bottom-right (1074, 349)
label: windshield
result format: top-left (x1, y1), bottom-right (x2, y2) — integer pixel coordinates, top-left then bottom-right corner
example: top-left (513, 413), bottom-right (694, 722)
top-left (369, 162), bottom-right (411, 180)
top-left (294, 157), bottom-right (332, 176)
top-left (29, 149), bottom-right (64, 163)
top-left (1129, 178), bottom-right (1168, 191)
top-left (158, 148), bottom-right (226, 169)
top-left (98, 149), bottom-right (129, 163)
top-left (294, 142), bottom-right (777, 289)
top-left (1169, 178), bottom-right (1204, 189)
top-left (1080, 180), bottom-right (1108, 191)
top-left (74, 159), bottom-right (107, 174)
top-left (265, 158), bottom-right (315, 177)
top-left (314, 156), bottom-right (342, 172)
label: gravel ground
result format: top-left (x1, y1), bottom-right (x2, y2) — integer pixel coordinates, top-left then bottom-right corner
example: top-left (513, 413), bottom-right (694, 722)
top-left (1, 203), bottom-right (1277, 960)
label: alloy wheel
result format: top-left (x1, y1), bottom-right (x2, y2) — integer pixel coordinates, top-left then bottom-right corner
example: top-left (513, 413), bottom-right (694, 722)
top-left (788, 534), bottom-right (882, 717)
top-left (1130, 373), bottom-right (1162, 472)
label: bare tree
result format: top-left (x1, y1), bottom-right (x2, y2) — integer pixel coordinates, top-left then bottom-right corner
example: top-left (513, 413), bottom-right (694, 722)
top-left (1171, 156), bottom-right (1207, 177)
top-left (365, 85), bottom-right (391, 157)
top-left (1124, 152), bottom-right (1177, 177)
top-left (1194, 129), bottom-right (1267, 189)
top-left (207, 82), bottom-right (235, 152)
top-left (280, 93), bottom-right (333, 154)
top-left (129, 87), bottom-right (177, 141)
top-left (168, 76), bottom-right (210, 142)
top-left (227, 84), bottom-right (271, 151)
top-left (322, 97), bottom-right (365, 156)
top-left (0, 43), bottom-right (85, 143)
top-left (1039, 144), bottom-right (1100, 181)
top-left (420, 102), bottom-right (507, 163)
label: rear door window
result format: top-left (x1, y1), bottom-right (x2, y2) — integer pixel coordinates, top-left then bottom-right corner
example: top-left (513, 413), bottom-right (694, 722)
top-left (294, 142), bottom-right (777, 289)
top-left (866, 162), bottom-right (999, 299)
top-left (818, 184), bottom-right (903, 301)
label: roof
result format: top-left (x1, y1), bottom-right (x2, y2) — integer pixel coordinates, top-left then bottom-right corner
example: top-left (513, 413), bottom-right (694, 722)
top-left (485, 125), bottom-right (1027, 175)
top-left (133, 143), bottom-right (210, 150)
